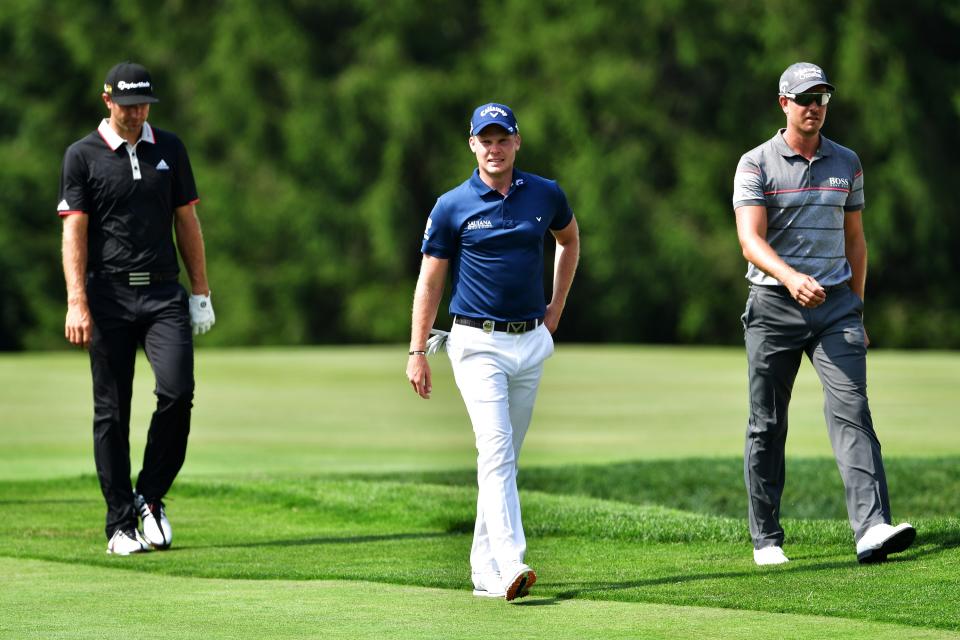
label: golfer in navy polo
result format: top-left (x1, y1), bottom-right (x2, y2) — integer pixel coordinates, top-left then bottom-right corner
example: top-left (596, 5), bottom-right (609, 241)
top-left (59, 62), bottom-right (214, 555)
top-left (406, 103), bottom-right (579, 601)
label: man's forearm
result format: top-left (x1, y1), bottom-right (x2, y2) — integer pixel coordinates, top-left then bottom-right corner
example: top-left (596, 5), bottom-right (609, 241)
top-left (550, 237), bottom-right (579, 311)
top-left (846, 237), bottom-right (868, 300)
top-left (62, 216), bottom-right (88, 304)
top-left (410, 280), bottom-right (443, 350)
top-left (409, 256), bottom-right (448, 350)
top-left (174, 206), bottom-right (210, 295)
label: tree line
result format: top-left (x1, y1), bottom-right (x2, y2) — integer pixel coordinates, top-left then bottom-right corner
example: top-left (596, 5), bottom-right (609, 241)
top-left (0, 0), bottom-right (957, 349)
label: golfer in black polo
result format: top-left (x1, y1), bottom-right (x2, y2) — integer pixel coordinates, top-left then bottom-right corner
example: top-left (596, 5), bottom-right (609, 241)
top-left (59, 62), bottom-right (215, 555)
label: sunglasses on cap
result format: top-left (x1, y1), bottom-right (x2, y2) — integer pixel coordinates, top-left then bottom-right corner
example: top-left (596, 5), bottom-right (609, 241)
top-left (783, 92), bottom-right (832, 106)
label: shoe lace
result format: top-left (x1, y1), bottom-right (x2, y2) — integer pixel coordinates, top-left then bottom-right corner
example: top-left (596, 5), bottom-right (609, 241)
top-left (139, 497), bottom-right (165, 516)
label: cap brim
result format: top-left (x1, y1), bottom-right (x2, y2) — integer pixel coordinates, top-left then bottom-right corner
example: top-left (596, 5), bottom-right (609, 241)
top-left (111, 95), bottom-right (160, 105)
top-left (470, 121), bottom-right (516, 136)
top-left (787, 80), bottom-right (836, 94)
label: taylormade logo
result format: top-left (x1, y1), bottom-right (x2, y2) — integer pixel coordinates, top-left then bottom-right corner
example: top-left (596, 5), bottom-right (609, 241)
top-left (117, 80), bottom-right (151, 90)
top-left (466, 219), bottom-right (494, 231)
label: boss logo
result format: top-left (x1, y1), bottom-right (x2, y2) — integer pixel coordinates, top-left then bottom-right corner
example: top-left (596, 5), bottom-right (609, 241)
top-left (829, 177), bottom-right (850, 188)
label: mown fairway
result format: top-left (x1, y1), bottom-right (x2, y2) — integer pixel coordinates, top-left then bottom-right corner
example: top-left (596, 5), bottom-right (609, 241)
top-left (1, 346), bottom-right (958, 639)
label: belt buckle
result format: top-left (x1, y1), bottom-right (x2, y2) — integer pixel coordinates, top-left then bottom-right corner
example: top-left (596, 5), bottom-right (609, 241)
top-left (507, 321), bottom-right (526, 334)
top-left (482, 320), bottom-right (495, 333)
top-left (128, 272), bottom-right (150, 286)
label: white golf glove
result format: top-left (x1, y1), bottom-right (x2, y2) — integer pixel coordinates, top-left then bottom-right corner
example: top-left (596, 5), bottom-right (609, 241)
top-left (426, 329), bottom-right (449, 355)
top-left (189, 292), bottom-right (215, 335)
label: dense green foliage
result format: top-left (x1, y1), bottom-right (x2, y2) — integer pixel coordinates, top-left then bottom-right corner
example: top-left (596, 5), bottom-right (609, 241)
top-left (1, 1), bottom-right (958, 349)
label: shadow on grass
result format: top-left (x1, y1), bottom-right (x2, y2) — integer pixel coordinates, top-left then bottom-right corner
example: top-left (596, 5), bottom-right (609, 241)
top-left (540, 534), bottom-right (960, 604)
top-left (188, 530), bottom-right (461, 550)
top-left (359, 457), bottom-right (960, 520)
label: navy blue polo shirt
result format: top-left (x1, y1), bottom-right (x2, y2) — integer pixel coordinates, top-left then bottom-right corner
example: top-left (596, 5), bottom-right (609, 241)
top-left (422, 169), bottom-right (574, 321)
top-left (57, 119), bottom-right (199, 274)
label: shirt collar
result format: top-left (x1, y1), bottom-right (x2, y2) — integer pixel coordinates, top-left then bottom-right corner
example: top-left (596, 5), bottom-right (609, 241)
top-left (773, 128), bottom-right (833, 159)
top-left (97, 119), bottom-right (155, 151)
top-left (468, 168), bottom-right (525, 197)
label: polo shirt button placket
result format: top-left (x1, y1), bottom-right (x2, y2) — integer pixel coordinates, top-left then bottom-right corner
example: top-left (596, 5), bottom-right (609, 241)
top-left (128, 145), bottom-right (141, 180)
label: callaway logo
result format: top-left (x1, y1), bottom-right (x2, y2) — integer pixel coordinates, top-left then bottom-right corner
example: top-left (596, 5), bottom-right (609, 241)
top-left (156, 159), bottom-right (170, 171)
top-left (117, 80), bottom-right (152, 90)
top-left (423, 217), bottom-right (432, 240)
top-left (57, 199), bottom-right (70, 211)
top-left (480, 105), bottom-right (508, 119)
top-left (829, 177), bottom-right (850, 188)
top-left (536, 216), bottom-right (542, 222)
top-left (466, 219), bottom-right (494, 230)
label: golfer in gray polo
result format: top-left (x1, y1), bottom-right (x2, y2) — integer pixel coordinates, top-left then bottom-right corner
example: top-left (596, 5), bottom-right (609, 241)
top-left (732, 62), bottom-right (915, 565)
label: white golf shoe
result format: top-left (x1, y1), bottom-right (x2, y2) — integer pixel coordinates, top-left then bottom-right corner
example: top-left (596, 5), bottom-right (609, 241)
top-left (135, 494), bottom-right (172, 549)
top-left (856, 522), bottom-right (916, 564)
top-left (501, 564), bottom-right (536, 601)
top-left (472, 572), bottom-right (505, 598)
top-left (753, 545), bottom-right (790, 566)
top-left (106, 528), bottom-right (150, 555)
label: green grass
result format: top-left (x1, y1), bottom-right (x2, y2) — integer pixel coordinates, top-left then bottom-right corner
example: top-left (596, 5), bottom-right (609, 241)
top-left (1, 346), bottom-right (959, 638)
top-left (8, 560), bottom-right (954, 640)
top-left (2, 346), bottom-right (957, 479)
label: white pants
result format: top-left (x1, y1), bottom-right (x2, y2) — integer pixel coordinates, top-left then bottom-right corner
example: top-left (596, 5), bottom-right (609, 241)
top-left (446, 321), bottom-right (555, 576)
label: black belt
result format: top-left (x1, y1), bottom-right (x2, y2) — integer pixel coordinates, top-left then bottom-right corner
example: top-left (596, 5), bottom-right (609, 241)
top-left (90, 271), bottom-right (179, 286)
top-left (454, 316), bottom-right (542, 334)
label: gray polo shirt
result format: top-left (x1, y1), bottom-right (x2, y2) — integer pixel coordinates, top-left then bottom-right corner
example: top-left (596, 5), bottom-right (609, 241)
top-left (733, 129), bottom-right (864, 286)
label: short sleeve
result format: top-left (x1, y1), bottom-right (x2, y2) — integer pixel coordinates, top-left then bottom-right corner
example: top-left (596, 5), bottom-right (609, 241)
top-left (732, 155), bottom-right (766, 210)
top-left (845, 154), bottom-right (864, 212)
top-left (57, 145), bottom-right (89, 216)
top-left (550, 184), bottom-right (574, 230)
top-left (172, 136), bottom-right (199, 207)
top-left (421, 198), bottom-right (455, 258)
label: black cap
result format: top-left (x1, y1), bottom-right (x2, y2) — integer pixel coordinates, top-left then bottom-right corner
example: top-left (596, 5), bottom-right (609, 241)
top-left (103, 62), bottom-right (159, 105)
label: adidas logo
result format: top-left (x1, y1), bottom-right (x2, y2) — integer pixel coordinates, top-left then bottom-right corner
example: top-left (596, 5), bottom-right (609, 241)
top-left (57, 199), bottom-right (70, 211)
top-left (156, 159), bottom-right (170, 171)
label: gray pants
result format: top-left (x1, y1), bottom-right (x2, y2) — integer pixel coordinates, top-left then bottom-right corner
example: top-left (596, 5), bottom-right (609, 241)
top-left (742, 284), bottom-right (890, 548)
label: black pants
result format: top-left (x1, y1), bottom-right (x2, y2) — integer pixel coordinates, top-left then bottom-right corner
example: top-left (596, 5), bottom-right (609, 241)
top-left (87, 278), bottom-right (194, 540)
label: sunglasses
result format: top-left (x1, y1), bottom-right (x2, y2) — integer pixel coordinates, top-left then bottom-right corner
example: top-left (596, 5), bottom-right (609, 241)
top-left (783, 92), bottom-right (832, 106)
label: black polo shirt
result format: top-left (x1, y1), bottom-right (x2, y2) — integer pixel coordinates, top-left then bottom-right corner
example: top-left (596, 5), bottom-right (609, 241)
top-left (58, 119), bottom-right (199, 273)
